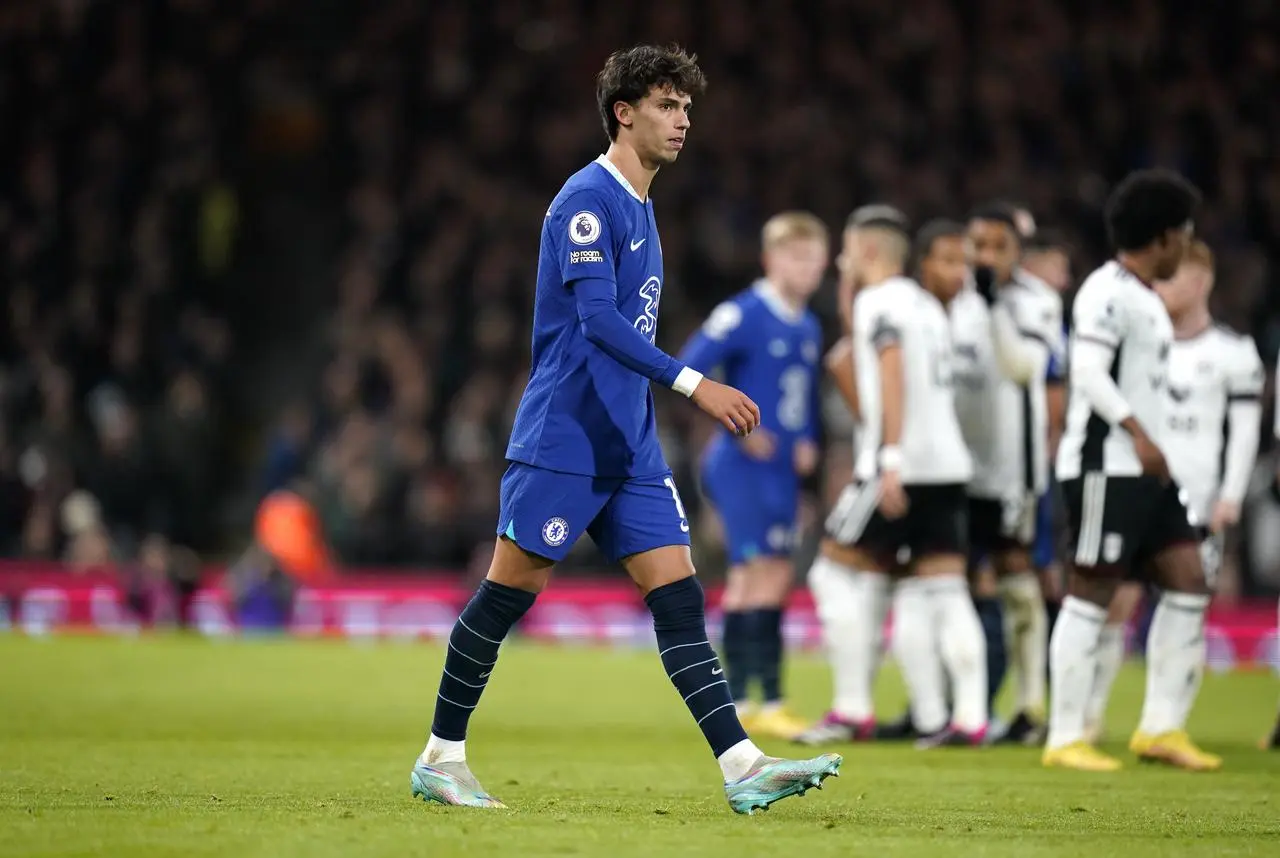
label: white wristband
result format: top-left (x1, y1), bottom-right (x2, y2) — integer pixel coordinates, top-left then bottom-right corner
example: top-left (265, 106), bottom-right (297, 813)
top-left (672, 366), bottom-right (704, 398)
top-left (877, 445), bottom-right (903, 472)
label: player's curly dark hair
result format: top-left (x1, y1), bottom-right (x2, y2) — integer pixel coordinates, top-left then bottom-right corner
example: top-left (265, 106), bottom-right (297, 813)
top-left (596, 44), bottom-right (707, 141)
top-left (1104, 169), bottom-right (1202, 251)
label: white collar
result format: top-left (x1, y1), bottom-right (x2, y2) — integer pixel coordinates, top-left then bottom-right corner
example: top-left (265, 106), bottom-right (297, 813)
top-left (753, 279), bottom-right (805, 325)
top-left (594, 155), bottom-right (646, 203)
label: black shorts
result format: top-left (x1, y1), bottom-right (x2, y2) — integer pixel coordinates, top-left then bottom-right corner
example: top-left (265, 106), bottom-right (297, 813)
top-left (968, 494), bottom-right (1036, 553)
top-left (1061, 474), bottom-right (1198, 574)
top-left (826, 480), bottom-right (968, 566)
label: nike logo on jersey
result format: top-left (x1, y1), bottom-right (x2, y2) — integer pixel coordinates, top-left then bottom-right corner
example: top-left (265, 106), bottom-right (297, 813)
top-left (630, 238), bottom-right (646, 251)
top-left (711, 667), bottom-right (723, 675)
top-left (1168, 386), bottom-right (1190, 403)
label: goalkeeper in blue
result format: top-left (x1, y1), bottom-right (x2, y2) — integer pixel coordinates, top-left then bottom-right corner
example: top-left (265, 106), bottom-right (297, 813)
top-left (680, 212), bottom-right (826, 739)
top-left (409, 44), bottom-right (841, 815)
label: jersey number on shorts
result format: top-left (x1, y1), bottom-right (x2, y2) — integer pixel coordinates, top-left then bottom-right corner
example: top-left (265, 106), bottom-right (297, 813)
top-left (778, 365), bottom-right (809, 432)
top-left (664, 476), bottom-right (691, 533)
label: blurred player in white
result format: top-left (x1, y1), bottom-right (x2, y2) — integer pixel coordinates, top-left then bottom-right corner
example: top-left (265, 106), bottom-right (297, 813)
top-left (812, 215), bottom-right (989, 748)
top-left (1046, 169), bottom-right (1219, 772)
top-left (1082, 240), bottom-right (1263, 745)
top-left (796, 206), bottom-right (904, 744)
top-left (949, 203), bottom-right (1063, 744)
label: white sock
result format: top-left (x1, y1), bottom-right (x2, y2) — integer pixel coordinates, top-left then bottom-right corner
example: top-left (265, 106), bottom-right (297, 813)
top-left (933, 575), bottom-right (988, 733)
top-left (891, 577), bottom-right (949, 734)
top-left (809, 556), bottom-right (886, 723)
top-left (422, 734), bottom-right (466, 765)
top-left (1046, 596), bottom-right (1107, 749)
top-left (1138, 592), bottom-right (1210, 736)
top-left (1001, 572), bottom-right (1048, 715)
top-left (718, 737), bottom-right (765, 782)
top-left (1085, 624), bottom-right (1125, 736)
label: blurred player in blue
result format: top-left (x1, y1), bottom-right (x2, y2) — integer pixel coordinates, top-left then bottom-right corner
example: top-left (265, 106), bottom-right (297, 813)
top-left (680, 212), bottom-right (826, 739)
top-left (409, 44), bottom-right (841, 815)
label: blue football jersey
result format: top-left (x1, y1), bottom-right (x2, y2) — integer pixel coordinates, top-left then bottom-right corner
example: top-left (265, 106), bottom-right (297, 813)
top-left (680, 281), bottom-right (823, 472)
top-left (507, 156), bottom-right (670, 478)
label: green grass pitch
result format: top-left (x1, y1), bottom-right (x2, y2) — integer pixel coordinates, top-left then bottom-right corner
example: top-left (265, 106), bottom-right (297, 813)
top-left (1, 635), bottom-right (1278, 857)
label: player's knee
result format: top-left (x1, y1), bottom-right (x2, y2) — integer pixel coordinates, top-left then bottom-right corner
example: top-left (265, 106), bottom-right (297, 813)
top-left (1066, 566), bottom-right (1119, 608)
top-left (1153, 542), bottom-right (1211, 596)
top-left (971, 564), bottom-right (999, 598)
top-left (995, 548), bottom-right (1031, 577)
top-left (488, 538), bottom-right (554, 593)
top-left (1107, 582), bottom-right (1143, 624)
top-left (721, 566), bottom-right (749, 610)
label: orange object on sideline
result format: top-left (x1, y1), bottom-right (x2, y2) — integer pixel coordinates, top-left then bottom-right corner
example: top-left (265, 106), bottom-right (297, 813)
top-left (254, 491), bottom-right (335, 584)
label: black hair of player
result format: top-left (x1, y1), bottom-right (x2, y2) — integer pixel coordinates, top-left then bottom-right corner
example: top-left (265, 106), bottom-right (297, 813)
top-left (1025, 228), bottom-right (1072, 255)
top-left (846, 204), bottom-right (911, 238)
top-left (968, 201), bottom-right (1020, 237)
top-left (596, 44), bottom-right (707, 141)
top-left (1104, 169), bottom-right (1202, 251)
top-left (912, 218), bottom-right (966, 273)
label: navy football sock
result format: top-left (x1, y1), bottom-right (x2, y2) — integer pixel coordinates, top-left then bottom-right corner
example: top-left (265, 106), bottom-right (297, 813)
top-left (974, 596), bottom-right (1007, 714)
top-left (430, 580), bottom-right (537, 741)
top-left (647, 576), bottom-right (749, 757)
top-left (756, 607), bottom-right (785, 704)
top-left (719, 610), bottom-right (752, 702)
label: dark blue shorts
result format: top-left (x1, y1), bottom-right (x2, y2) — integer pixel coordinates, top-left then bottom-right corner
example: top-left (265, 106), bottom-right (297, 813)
top-left (496, 462), bottom-right (692, 563)
top-left (700, 460), bottom-right (798, 566)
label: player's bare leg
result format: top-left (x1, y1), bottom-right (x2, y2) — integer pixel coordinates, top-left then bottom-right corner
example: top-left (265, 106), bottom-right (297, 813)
top-left (797, 539), bottom-right (890, 744)
top-left (911, 554), bottom-right (989, 748)
top-left (621, 545), bottom-right (841, 813)
top-left (718, 565), bottom-right (756, 725)
top-left (412, 538), bottom-right (552, 808)
top-left (995, 547), bottom-right (1050, 744)
top-left (1043, 567), bottom-right (1123, 771)
top-left (1083, 581), bottom-right (1143, 743)
top-left (1131, 543), bottom-right (1219, 770)
top-left (739, 556), bottom-right (806, 739)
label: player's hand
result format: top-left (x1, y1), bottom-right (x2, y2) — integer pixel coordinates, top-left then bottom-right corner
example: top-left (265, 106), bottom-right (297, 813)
top-left (739, 427), bottom-right (777, 460)
top-left (878, 469), bottom-right (909, 519)
top-left (1125, 422), bottom-right (1171, 483)
top-left (973, 266), bottom-right (998, 305)
top-left (1209, 499), bottom-right (1241, 534)
top-left (691, 378), bottom-right (761, 436)
top-left (793, 439), bottom-right (819, 476)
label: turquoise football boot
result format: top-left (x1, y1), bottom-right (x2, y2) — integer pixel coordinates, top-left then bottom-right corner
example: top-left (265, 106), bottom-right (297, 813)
top-left (410, 760), bottom-right (506, 808)
top-left (724, 753), bottom-right (843, 815)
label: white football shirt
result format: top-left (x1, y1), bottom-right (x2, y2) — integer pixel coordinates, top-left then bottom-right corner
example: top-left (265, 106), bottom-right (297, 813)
top-left (1057, 261), bottom-right (1175, 479)
top-left (1162, 324), bottom-right (1264, 523)
top-left (950, 270), bottom-right (1064, 499)
top-left (852, 276), bottom-right (973, 484)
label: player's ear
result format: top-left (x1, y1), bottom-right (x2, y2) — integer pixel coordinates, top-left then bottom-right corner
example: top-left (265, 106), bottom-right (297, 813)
top-left (613, 100), bottom-right (634, 132)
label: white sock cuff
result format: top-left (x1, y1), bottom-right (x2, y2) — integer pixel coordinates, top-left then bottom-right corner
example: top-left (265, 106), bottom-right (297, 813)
top-left (1061, 595), bottom-right (1107, 622)
top-left (895, 575), bottom-right (936, 596)
top-left (1162, 592), bottom-right (1211, 611)
top-left (862, 570), bottom-right (891, 595)
top-left (929, 574), bottom-right (970, 596)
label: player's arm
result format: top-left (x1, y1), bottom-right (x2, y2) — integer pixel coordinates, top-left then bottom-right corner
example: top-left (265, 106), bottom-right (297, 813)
top-left (678, 301), bottom-right (745, 375)
top-left (870, 312), bottom-right (908, 516)
top-left (1214, 340), bottom-right (1265, 530)
top-left (1069, 281), bottom-right (1168, 478)
top-left (824, 336), bottom-right (859, 420)
top-left (558, 195), bottom-right (758, 434)
top-left (986, 299), bottom-right (1051, 385)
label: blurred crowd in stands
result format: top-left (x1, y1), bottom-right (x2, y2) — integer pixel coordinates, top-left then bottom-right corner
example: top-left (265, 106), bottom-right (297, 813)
top-left (3, 0), bottom-right (1280, 587)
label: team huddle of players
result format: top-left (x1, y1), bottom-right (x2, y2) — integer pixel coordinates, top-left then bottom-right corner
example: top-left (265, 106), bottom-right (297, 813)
top-left (683, 169), bottom-right (1280, 770)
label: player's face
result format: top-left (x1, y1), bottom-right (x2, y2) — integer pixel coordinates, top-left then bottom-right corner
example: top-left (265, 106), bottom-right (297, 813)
top-left (1022, 249), bottom-right (1071, 293)
top-left (1155, 261), bottom-right (1212, 317)
top-left (765, 236), bottom-right (829, 300)
top-left (967, 219), bottom-right (1020, 284)
top-left (625, 86), bottom-right (692, 167)
top-left (836, 228), bottom-right (861, 287)
top-left (921, 235), bottom-right (967, 304)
